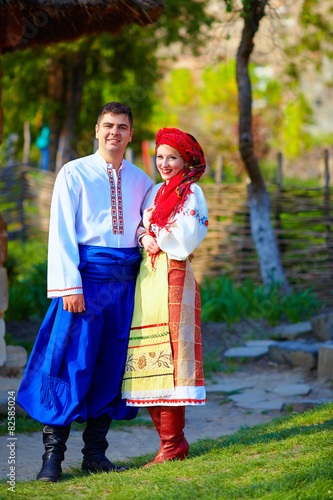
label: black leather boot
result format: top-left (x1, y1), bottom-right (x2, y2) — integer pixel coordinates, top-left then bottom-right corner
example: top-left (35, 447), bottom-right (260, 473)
top-left (81, 414), bottom-right (128, 473)
top-left (36, 424), bottom-right (71, 482)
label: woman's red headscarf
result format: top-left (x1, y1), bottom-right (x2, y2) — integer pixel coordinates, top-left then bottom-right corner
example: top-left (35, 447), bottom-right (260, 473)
top-left (151, 127), bottom-right (206, 230)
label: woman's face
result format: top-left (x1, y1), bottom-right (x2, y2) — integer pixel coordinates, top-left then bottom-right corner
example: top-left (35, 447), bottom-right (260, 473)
top-left (156, 144), bottom-right (186, 185)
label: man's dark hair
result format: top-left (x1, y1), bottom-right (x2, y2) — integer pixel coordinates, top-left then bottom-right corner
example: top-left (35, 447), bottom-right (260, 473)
top-left (97, 102), bottom-right (133, 129)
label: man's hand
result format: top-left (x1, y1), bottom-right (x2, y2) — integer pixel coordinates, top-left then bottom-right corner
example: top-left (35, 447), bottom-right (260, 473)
top-left (142, 234), bottom-right (160, 255)
top-left (142, 206), bottom-right (154, 230)
top-left (63, 294), bottom-right (86, 313)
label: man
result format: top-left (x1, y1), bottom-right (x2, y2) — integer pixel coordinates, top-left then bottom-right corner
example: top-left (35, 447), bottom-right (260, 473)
top-left (18, 102), bottom-right (153, 482)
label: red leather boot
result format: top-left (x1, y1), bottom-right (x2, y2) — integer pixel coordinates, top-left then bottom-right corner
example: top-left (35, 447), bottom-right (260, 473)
top-left (148, 406), bottom-right (161, 436)
top-left (145, 406), bottom-right (189, 466)
top-left (144, 406), bottom-right (163, 467)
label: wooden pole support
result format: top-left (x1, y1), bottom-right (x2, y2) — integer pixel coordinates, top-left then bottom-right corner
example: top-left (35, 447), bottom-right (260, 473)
top-left (215, 155), bottom-right (223, 184)
top-left (23, 121), bottom-right (31, 165)
top-left (324, 149), bottom-right (330, 189)
top-left (276, 151), bottom-right (283, 192)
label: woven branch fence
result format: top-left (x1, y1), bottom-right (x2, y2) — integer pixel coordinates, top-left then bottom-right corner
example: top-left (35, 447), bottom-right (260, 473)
top-left (1, 157), bottom-right (333, 304)
top-left (192, 183), bottom-right (333, 304)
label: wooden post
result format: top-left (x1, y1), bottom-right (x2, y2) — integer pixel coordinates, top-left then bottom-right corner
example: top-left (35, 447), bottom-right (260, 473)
top-left (23, 120), bottom-right (31, 165)
top-left (276, 151), bottom-right (283, 193)
top-left (18, 168), bottom-right (27, 241)
top-left (275, 151), bottom-right (285, 255)
top-left (324, 149), bottom-right (330, 189)
top-left (125, 147), bottom-right (134, 164)
top-left (148, 155), bottom-right (156, 184)
top-left (323, 149), bottom-right (333, 268)
top-left (214, 156), bottom-right (223, 255)
top-left (142, 140), bottom-right (151, 174)
top-left (215, 155), bottom-right (223, 184)
top-left (56, 133), bottom-right (66, 173)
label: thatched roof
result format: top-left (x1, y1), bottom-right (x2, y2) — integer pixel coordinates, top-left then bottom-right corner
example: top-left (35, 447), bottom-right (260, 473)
top-left (0, 0), bottom-right (164, 54)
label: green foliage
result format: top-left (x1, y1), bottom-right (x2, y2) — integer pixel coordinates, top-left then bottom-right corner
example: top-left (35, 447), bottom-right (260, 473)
top-left (281, 93), bottom-right (313, 158)
top-left (7, 262), bottom-right (48, 321)
top-left (150, 60), bottom-right (240, 176)
top-left (200, 275), bottom-right (323, 325)
top-left (78, 28), bottom-right (160, 148)
top-left (299, 0), bottom-right (333, 64)
top-left (150, 57), bottom-right (319, 180)
top-left (155, 0), bottom-right (213, 53)
top-left (0, 30), bottom-right (160, 160)
top-left (5, 239), bottom-right (49, 321)
top-left (0, 1), bottom-right (214, 163)
top-left (0, 48), bottom-right (49, 161)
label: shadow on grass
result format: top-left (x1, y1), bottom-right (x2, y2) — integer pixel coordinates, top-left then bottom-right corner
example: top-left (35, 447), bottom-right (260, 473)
top-left (188, 410), bottom-right (333, 459)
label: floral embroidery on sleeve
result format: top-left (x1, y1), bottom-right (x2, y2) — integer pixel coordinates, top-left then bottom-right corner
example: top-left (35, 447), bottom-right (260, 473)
top-left (176, 206), bottom-right (208, 227)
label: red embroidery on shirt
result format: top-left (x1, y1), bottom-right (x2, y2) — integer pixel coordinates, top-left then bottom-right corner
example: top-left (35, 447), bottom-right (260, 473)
top-left (118, 168), bottom-right (124, 234)
top-left (107, 165), bottom-right (124, 235)
top-left (47, 287), bottom-right (83, 292)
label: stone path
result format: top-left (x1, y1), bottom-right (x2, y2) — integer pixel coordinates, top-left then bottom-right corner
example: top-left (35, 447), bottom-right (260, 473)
top-left (0, 363), bottom-right (332, 483)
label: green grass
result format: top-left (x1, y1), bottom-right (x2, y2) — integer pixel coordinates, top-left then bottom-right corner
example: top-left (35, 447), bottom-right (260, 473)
top-left (200, 276), bottom-right (324, 326)
top-left (1, 403), bottom-right (332, 499)
top-left (0, 413), bottom-right (43, 436)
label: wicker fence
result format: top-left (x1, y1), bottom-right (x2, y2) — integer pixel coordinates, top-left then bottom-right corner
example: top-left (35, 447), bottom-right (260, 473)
top-left (0, 163), bottom-right (31, 240)
top-left (1, 164), bottom-right (333, 304)
top-left (191, 183), bottom-right (333, 304)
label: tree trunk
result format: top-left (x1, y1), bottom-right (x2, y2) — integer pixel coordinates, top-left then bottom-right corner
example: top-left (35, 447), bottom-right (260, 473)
top-left (236, 0), bottom-right (290, 293)
top-left (56, 46), bottom-right (88, 171)
top-left (23, 120), bottom-right (31, 165)
top-left (47, 53), bottom-right (65, 171)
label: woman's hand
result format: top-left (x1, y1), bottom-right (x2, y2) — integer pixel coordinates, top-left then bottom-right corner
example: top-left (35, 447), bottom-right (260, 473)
top-left (143, 206), bottom-right (155, 230)
top-left (142, 234), bottom-right (160, 255)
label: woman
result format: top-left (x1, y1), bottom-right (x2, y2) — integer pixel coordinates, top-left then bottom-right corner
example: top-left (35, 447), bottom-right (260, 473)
top-left (122, 127), bottom-right (208, 465)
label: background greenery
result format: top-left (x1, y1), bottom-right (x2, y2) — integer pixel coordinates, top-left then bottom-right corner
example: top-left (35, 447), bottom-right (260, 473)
top-left (1, 1), bottom-right (333, 183)
top-left (200, 275), bottom-right (323, 325)
top-left (5, 239), bottom-right (48, 322)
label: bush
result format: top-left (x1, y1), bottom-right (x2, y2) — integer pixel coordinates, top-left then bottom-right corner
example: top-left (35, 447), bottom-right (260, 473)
top-left (5, 239), bottom-right (49, 321)
top-left (200, 275), bottom-right (323, 325)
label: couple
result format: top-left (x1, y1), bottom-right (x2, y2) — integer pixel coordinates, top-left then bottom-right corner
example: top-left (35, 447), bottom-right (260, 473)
top-left (17, 101), bottom-right (209, 482)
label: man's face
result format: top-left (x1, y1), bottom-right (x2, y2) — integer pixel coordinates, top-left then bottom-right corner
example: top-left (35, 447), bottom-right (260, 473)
top-left (95, 112), bottom-right (133, 160)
